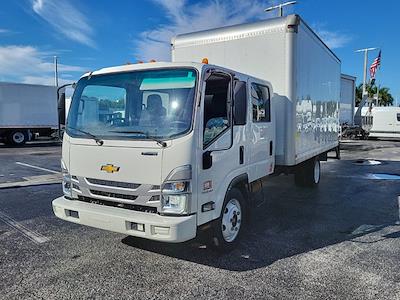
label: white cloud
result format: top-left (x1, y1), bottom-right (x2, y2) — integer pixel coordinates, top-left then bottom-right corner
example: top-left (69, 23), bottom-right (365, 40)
top-left (31, 0), bottom-right (95, 47)
top-left (0, 45), bottom-right (85, 85)
top-left (312, 24), bottom-right (352, 49)
top-left (135, 0), bottom-right (269, 61)
top-left (135, 1), bottom-right (348, 60)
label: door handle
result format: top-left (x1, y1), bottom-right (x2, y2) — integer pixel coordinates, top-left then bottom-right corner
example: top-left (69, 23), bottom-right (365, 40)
top-left (239, 146), bottom-right (244, 164)
top-left (269, 141), bottom-right (273, 156)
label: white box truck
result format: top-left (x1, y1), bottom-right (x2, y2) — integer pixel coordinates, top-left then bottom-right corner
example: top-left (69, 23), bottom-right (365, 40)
top-left (52, 15), bottom-right (340, 251)
top-left (0, 82), bottom-right (58, 145)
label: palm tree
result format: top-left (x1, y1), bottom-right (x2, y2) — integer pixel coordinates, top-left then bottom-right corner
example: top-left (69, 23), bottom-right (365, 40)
top-left (355, 84), bottom-right (363, 106)
top-left (355, 83), bottom-right (393, 106)
top-left (376, 87), bottom-right (394, 106)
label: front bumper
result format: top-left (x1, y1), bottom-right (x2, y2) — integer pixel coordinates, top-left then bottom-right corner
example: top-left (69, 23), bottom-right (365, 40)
top-left (52, 197), bottom-right (197, 243)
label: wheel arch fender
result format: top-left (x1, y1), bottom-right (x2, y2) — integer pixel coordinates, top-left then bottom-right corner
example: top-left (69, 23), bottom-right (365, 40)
top-left (202, 172), bottom-right (250, 226)
top-left (219, 173), bottom-right (250, 217)
top-left (226, 173), bottom-right (250, 203)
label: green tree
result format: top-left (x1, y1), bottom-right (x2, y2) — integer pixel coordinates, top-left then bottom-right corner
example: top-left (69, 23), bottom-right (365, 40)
top-left (355, 84), bottom-right (363, 106)
top-left (355, 83), bottom-right (394, 106)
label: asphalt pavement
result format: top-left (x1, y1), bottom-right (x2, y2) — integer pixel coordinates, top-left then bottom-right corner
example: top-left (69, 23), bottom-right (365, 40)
top-left (0, 139), bottom-right (399, 299)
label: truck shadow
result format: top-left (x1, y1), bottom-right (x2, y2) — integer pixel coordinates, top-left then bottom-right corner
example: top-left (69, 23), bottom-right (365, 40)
top-left (122, 160), bottom-right (400, 271)
top-left (0, 140), bottom-right (61, 149)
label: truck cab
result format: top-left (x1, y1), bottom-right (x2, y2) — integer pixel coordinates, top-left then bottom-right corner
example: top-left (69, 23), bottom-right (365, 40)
top-left (53, 61), bottom-right (275, 250)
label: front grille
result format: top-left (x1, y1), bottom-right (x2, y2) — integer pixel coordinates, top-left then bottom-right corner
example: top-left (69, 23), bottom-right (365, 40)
top-left (86, 178), bottom-right (140, 189)
top-left (78, 196), bottom-right (157, 213)
top-left (90, 189), bottom-right (138, 201)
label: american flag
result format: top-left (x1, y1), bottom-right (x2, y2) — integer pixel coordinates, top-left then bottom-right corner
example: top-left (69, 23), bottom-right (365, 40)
top-left (369, 50), bottom-right (381, 80)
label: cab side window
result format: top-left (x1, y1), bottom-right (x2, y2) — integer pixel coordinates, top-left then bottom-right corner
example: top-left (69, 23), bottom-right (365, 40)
top-left (203, 73), bottom-right (231, 147)
top-left (251, 83), bottom-right (271, 122)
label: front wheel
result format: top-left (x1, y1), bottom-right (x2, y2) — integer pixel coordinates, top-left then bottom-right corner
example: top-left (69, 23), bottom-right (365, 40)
top-left (211, 188), bottom-right (246, 252)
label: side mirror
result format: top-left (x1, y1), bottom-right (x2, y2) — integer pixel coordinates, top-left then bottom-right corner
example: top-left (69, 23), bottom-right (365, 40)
top-left (57, 83), bottom-right (74, 139)
top-left (58, 91), bottom-right (66, 127)
top-left (233, 81), bottom-right (247, 125)
top-left (203, 151), bottom-right (212, 170)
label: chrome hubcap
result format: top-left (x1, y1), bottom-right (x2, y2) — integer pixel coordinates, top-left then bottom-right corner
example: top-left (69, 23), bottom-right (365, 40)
top-left (221, 198), bottom-right (242, 242)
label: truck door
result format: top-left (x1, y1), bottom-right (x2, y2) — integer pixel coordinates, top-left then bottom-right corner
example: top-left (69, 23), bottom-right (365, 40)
top-left (248, 82), bottom-right (275, 181)
top-left (196, 70), bottom-right (243, 225)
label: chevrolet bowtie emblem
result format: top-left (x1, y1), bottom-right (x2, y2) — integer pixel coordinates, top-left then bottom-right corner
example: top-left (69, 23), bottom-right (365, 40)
top-left (101, 164), bottom-right (120, 173)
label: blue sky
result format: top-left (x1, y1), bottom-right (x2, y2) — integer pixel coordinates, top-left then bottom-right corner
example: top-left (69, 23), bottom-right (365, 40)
top-left (0, 0), bottom-right (399, 103)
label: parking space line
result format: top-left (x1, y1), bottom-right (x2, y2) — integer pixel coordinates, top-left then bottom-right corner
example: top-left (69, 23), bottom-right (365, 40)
top-left (0, 210), bottom-right (50, 244)
top-left (15, 161), bottom-right (60, 174)
top-left (0, 174), bottom-right (61, 189)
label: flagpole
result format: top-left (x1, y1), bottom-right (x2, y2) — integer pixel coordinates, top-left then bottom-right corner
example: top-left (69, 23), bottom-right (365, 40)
top-left (54, 56), bottom-right (59, 87)
top-left (355, 47), bottom-right (379, 98)
top-left (377, 84), bottom-right (380, 106)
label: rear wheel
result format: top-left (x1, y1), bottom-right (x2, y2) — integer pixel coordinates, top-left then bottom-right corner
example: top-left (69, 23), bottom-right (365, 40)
top-left (8, 130), bottom-right (28, 146)
top-left (211, 188), bottom-right (246, 252)
top-left (295, 157), bottom-right (320, 187)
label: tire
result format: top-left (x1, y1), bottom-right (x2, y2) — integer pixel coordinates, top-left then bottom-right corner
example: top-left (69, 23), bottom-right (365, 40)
top-left (211, 188), bottom-right (246, 252)
top-left (8, 130), bottom-right (28, 146)
top-left (294, 157), bottom-right (320, 187)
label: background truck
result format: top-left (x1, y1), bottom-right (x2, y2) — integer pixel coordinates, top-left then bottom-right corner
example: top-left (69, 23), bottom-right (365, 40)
top-left (360, 106), bottom-right (400, 139)
top-left (339, 74), bottom-right (367, 139)
top-left (53, 14), bottom-right (340, 251)
top-left (0, 82), bottom-right (58, 145)
top-left (340, 74), bottom-right (356, 126)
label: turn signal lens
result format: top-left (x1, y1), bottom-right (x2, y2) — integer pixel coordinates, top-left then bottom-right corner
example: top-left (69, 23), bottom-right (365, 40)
top-left (162, 181), bottom-right (188, 193)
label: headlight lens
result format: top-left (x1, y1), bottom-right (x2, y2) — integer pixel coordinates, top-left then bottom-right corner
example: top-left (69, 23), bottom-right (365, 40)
top-left (161, 194), bottom-right (188, 214)
top-left (161, 181), bottom-right (190, 214)
top-left (61, 160), bottom-right (72, 198)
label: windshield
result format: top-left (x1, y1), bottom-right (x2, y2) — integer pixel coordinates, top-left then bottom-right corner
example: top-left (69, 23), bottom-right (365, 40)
top-left (66, 68), bottom-right (197, 140)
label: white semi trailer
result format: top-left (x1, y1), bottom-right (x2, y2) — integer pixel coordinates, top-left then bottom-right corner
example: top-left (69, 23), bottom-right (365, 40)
top-left (340, 74), bottom-right (356, 126)
top-left (0, 82), bottom-right (58, 145)
top-left (52, 15), bottom-right (340, 251)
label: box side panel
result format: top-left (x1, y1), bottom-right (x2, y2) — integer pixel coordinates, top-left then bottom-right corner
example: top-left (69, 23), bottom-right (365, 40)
top-left (0, 83), bottom-right (58, 128)
top-left (340, 76), bottom-right (355, 125)
top-left (293, 23), bottom-right (340, 164)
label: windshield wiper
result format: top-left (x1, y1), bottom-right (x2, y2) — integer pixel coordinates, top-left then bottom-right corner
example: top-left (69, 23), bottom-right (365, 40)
top-left (110, 130), bottom-right (167, 147)
top-left (67, 127), bottom-right (104, 146)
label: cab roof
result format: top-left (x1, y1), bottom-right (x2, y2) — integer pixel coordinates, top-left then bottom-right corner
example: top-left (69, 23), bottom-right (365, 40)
top-left (81, 61), bottom-right (204, 79)
top-left (79, 61), bottom-right (271, 89)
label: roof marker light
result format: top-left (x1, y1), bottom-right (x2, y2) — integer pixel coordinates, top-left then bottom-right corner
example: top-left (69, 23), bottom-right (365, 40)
top-left (202, 58), bottom-right (209, 64)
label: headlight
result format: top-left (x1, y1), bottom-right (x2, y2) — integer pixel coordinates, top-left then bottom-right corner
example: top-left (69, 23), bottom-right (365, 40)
top-left (161, 194), bottom-right (189, 214)
top-left (61, 160), bottom-right (72, 198)
top-left (161, 181), bottom-right (190, 215)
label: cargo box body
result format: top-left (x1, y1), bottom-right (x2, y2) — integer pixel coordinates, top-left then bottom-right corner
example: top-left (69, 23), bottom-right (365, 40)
top-left (340, 74), bottom-right (356, 126)
top-left (172, 15), bottom-right (340, 166)
top-left (0, 82), bottom-right (57, 128)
